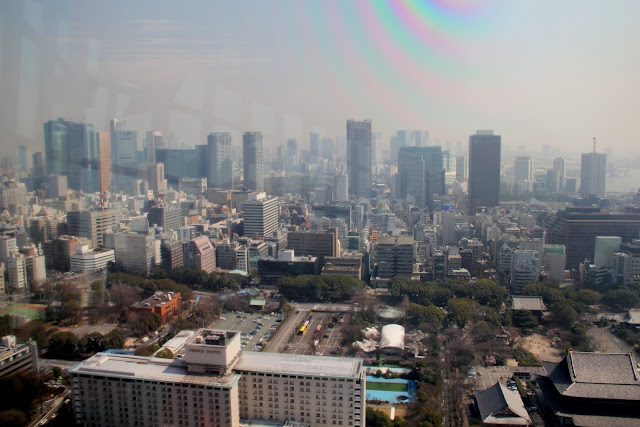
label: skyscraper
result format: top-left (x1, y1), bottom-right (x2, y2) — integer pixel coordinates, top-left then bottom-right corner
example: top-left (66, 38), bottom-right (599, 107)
top-left (67, 121), bottom-right (96, 193)
top-left (553, 157), bottom-right (565, 192)
top-left (468, 130), bottom-right (501, 213)
top-left (243, 132), bottom-right (263, 191)
top-left (513, 156), bottom-right (533, 184)
top-left (334, 172), bottom-right (349, 201)
top-left (347, 119), bottom-right (372, 199)
top-left (397, 146), bottom-right (445, 209)
top-left (97, 132), bottom-right (111, 194)
top-left (310, 132), bottom-right (320, 165)
top-left (44, 118), bottom-right (69, 176)
top-left (146, 130), bottom-right (163, 164)
top-left (207, 132), bottom-right (233, 189)
top-left (110, 119), bottom-right (137, 189)
top-left (580, 151), bottom-right (607, 198)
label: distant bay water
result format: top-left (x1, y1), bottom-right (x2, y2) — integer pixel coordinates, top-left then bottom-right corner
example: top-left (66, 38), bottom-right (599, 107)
top-left (607, 169), bottom-right (640, 193)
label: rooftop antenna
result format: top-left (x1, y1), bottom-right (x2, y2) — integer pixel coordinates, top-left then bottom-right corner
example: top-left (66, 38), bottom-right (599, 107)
top-left (592, 137), bottom-right (597, 154)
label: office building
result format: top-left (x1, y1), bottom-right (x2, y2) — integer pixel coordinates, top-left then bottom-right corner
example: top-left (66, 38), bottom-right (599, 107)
top-left (0, 336), bottom-right (38, 378)
top-left (160, 240), bottom-right (184, 271)
top-left (594, 236), bottom-right (622, 268)
top-left (148, 205), bottom-right (183, 232)
top-left (148, 162), bottom-right (168, 194)
top-left (287, 228), bottom-right (339, 267)
top-left (469, 131), bottom-right (501, 213)
top-left (44, 118), bottom-right (70, 176)
top-left (65, 121), bottom-right (98, 193)
top-left (71, 328), bottom-right (365, 427)
top-left (184, 236), bottom-right (216, 273)
top-left (580, 151), bottom-right (607, 198)
top-left (334, 173), bottom-right (349, 201)
top-left (44, 236), bottom-right (88, 271)
top-left (155, 148), bottom-right (205, 186)
top-left (258, 250), bottom-right (320, 286)
top-left (7, 254), bottom-right (27, 292)
top-left (97, 131), bottom-right (111, 194)
top-left (310, 132), bottom-right (320, 165)
top-left (146, 130), bottom-right (163, 165)
top-left (398, 146), bottom-right (445, 209)
top-left (347, 119), bottom-right (372, 199)
top-left (542, 244), bottom-right (566, 282)
top-left (377, 236), bottom-right (415, 278)
top-left (552, 157), bottom-right (565, 192)
top-left (510, 250), bottom-right (540, 294)
top-left (0, 263), bottom-right (5, 295)
top-left (207, 132), bottom-right (233, 189)
top-left (242, 193), bottom-right (278, 238)
top-left (455, 155), bottom-right (467, 180)
top-left (32, 152), bottom-right (46, 179)
top-left (114, 232), bottom-right (157, 276)
top-left (243, 132), bottom-right (263, 192)
top-left (21, 247), bottom-right (46, 286)
top-left (513, 156), bottom-right (533, 185)
top-left (70, 245), bottom-right (115, 273)
top-left (0, 181), bottom-right (27, 210)
top-left (110, 119), bottom-right (138, 189)
top-left (546, 207), bottom-right (640, 269)
top-left (67, 209), bottom-right (118, 248)
top-left (47, 174), bottom-right (67, 199)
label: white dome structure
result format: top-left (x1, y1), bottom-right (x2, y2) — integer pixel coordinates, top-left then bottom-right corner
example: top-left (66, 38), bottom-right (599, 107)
top-left (380, 324), bottom-right (405, 354)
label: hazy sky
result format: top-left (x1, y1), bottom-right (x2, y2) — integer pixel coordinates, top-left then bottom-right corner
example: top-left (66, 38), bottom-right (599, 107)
top-left (1, 0), bottom-right (639, 156)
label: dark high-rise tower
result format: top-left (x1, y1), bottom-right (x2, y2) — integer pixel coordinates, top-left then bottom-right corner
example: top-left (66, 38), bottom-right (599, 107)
top-left (347, 119), bottom-right (372, 199)
top-left (243, 132), bottom-right (263, 191)
top-left (207, 132), bottom-right (233, 189)
top-left (44, 118), bottom-right (70, 176)
top-left (398, 146), bottom-right (444, 209)
top-left (468, 130), bottom-right (501, 213)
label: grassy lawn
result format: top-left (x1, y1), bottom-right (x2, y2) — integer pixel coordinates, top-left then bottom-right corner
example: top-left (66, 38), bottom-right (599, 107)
top-left (366, 381), bottom-right (408, 392)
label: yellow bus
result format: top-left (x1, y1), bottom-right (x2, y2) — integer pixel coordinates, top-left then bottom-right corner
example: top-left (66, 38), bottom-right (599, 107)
top-left (298, 324), bottom-right (307, 335)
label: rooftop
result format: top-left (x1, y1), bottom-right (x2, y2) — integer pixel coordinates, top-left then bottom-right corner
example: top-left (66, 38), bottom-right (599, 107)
top-left (511, 296), bottom-right (548, 311)
top-left (234, 352), bottom-right (362, 379)
top-left (475, 382), bottom-right (531, 425)
top-left (69, 353), bottom-right (240, 388)
top-left (130, 291), bottom-right (179, 309)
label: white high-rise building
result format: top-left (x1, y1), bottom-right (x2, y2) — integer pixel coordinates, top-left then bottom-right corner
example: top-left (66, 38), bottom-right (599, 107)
top-left (7, 254), bottom-right (26, 292)
top-left (207, 132), bottom-right (233, 189)
top-left (514, 156), bottom-right (534, 185)
top-left (542, 244), bottom-right (566, 281)
top-left (580, 151), bottom-right (607, 198)
top-left (0, 236), bottom-right (17, 264)
top-left (242, 193), bottom-right (279, 238)
top-left (146, 130), bottom-right (163, 164)
top-left (510, 250), bottom-right (540, 294)
top-left (334, 172), bottom-right (349, 201)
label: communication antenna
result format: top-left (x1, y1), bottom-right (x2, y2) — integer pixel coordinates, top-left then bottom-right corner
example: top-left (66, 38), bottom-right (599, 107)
top-left (592, 137), bottom-right (597, 154)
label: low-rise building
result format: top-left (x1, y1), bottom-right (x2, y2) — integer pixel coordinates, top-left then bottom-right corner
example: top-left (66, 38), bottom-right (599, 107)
top-left (70, 245), bottom-right (115, 273)
top-left (129, 291), bottom-right (181, 323)
top-left (0, 335), bottom-right (38, 377)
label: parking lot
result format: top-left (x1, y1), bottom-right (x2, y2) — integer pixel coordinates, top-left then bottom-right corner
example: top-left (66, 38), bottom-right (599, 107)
top-left (472, 365), bottom-right (547, 391)
top-left (207, 311), bottom-right (283, 352)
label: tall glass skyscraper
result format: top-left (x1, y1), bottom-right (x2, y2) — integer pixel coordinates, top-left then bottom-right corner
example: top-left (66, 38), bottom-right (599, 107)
top-left (469, 130), bottom-right (501, 213)
top-left (398, 146), bottom-right (444, 209)
top-left (347, 119), bottom-right (372, 199)
top-left (243, 132), bottom-right (263, 192)
top-left (207, 132), bottom-right (233, 189)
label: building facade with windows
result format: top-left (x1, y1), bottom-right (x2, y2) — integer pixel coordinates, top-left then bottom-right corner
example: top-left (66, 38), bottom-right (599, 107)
top-left (71, 329), bottom-right (365, 427)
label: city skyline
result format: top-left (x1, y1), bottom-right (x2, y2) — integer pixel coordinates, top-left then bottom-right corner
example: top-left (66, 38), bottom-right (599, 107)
top-left (1, 1), bottom-right (639, 157)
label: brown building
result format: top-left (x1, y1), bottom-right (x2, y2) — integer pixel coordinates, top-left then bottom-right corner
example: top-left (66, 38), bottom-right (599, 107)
top-left (43, 235), bottom-right (89, 270)
top-left (129, 291), bottom-right (181, 323)
top-left (184, 235), bottom-right (216, 273)
top-left (160, 240), bottom-right (183, 271)
top-left (97, 131), bottom-right (111, 193)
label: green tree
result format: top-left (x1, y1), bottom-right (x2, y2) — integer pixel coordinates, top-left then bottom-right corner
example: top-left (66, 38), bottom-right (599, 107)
top-left (604, 288), bottom-right (639, 310)
top-left (576, 289), bottom-right (601, 305)
top-left (447, 299), bottom-right (473, 330)
top-left (48, 331), bottom-right (80, 360)
top-left (550, 301), bottom-right (578, 327)
top-left (407, 304), bottom-right (444, 326)
top-left (366, 408), bottom-right (393, 427)
top-left (156, 349), bottom-right (174, 359)
top-left (83, 332), bottom-right (106, 354)
top-left (512, 310), bottom-right (538, 334)
top-left (104, 329), bottom-right (124, 349)
top-left (472, 279), bottom-right (507, 306)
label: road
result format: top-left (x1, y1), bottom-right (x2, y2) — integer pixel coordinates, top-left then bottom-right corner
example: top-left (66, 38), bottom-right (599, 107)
top-left (588, 327), bottom-right (634, 355)
top-left (28, 389), bottom-right (71, 427)
top-left (264, 309), bottom-right (308, 353)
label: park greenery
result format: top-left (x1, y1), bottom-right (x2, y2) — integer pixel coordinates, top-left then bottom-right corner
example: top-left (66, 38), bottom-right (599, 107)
top-left (47, 329), bottom-right (124, 360)
top-left (277, 275), bottom-right (365, 302)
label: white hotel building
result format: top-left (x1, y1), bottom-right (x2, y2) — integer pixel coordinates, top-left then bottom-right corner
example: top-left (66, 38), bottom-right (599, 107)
top-left (71, 329), bottom-right (365, 427)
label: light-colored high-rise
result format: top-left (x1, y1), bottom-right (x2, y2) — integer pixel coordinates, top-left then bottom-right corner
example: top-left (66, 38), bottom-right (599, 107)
top-left (580, 151), bottom-right (607, 198)
top-left (242, 193), bottom-right (278, 238)
top-left (347, 120), bottom-right (372, 199)
top-left (243, 132), bottom-right (263, 192)
top-left (207, 132), bottom-right (233, 189)
top-left (146, 130), bottom-right (163, 164)
top-left (67, 209), bottom-right (118, 248)
top-left (97, 131), bottom-right (111, 194)
top-left (334, 172), bottom-right (349, 201)
top-left (513, 156), bottom-right (534, 184)
top-left (510, 249), bottom-right (540, 294)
